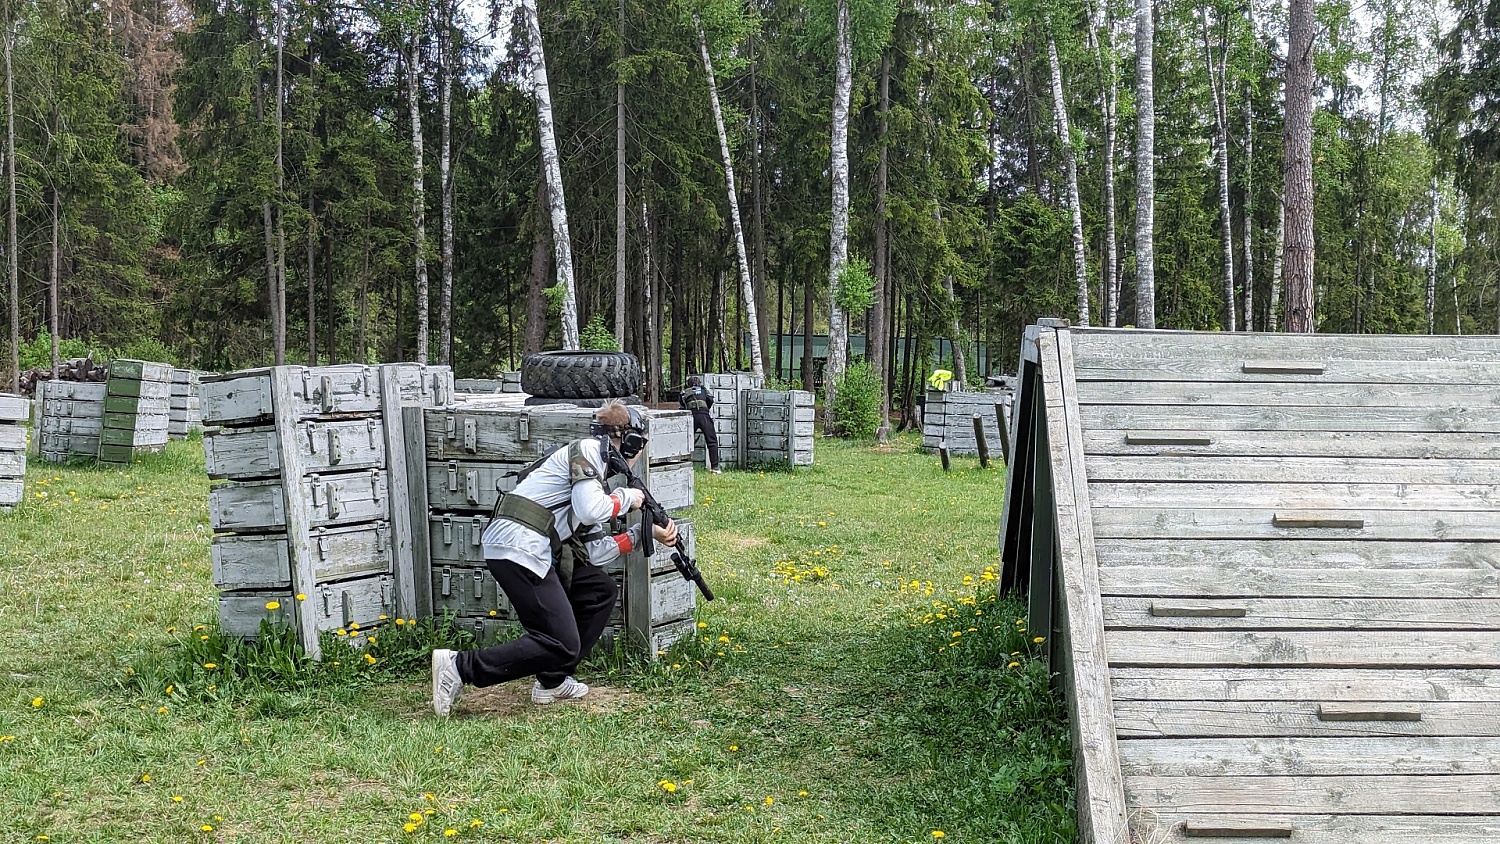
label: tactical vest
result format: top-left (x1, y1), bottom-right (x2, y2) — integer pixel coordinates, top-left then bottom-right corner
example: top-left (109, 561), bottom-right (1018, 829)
top-left (490, 439), bottom-right (613, 589)
top-left (684, 385), bottom-right (710, 411)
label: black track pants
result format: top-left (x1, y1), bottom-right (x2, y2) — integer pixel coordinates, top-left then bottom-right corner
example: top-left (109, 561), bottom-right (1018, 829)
top-left (456, 559), bottom-right (618, 690)
top-left (693, 409), bottom-right (720, 470)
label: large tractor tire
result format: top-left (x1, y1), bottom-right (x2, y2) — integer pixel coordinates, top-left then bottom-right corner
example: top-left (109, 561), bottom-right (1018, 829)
top-left (521, 351), bottom-right (641, 399)
top-left (523, 395), bottom-right (641, 408)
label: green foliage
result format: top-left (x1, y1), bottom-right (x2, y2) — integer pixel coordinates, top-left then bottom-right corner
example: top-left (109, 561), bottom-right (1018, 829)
top-left (836, 256), bottom-right (876, 317)
top-left (542, 284), bottom-right (566, 316)
top-left (18, 332), bottom-right (100, 371)
top-left (830, 359), bottom-right (881, 438)
top-left (580, 313), bottom-right (622, 351)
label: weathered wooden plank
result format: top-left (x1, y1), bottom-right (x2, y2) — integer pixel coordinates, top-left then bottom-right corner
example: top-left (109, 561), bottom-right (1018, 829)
top-left (428, 513), bottom-right (489, 564)
top-left (203, 365), bottom-right (383, 426)
top-left (0, 478), bottom-right (21, 505)
top-left (1132, 813), bottom-right (1500, 844)
top-left (646, 410), bottom-right (694, 462)
top-left (1095, 483), bottom-right (1500, 513)
top-left (1116, 699), bottom-right (1500, 738)
top-left (204, 418), bottom-right (385, 480)
top-left (431, 563), bottom-right (513, 618)
top-left (1108, 630), bottom-right (1500, 668)
top-left (0, 394), bottom-right (27, 422)
top-left (1118, 736), bottom-right (1500, 776)
top-left (100, 426), bottom-right (169, 447)
top-left (1095, 538), bottom-right (1500, 570)
top-left (102, 410), bottom-right (170, 432)
top-left (39, 381), bottom-right (106, 402)
top-left (108, 359), bottom-right (173, 382)
top-left (1317, 702), bottom-right (1422, 722)
top-left (1106, 597), bottom-right (1500, 630)
top-left (1081, 403), bottom-right (1500, 433)
top-left (0, 425), bottom-right (24, 451)
top-left (0, 450), bottom-right (24, 477)
top-left (40, 416), bottom-right (101, 436)
top-left (169, 396), bottom-right (201, 411)
top-left (1069, 327), bottom-right (1500, 361)
top-left (1126, 774), bottom-right (1500, 814)
top-left (1091, 507), bottom-right (1500, 540)
top-left (1098, 565), bottom-right (1500, 598)
top-left (423, 405), bottom-right (594, 461)
top-left (104, 378), bottom-right (172, 401)
top-left (41, 398), bottom-right (104, 419)
top-left (208, 470), bottom-right (388, 532)
top-left (1112, 667), bottom-right (1500, 702)
top-left (1045, 329), bottom-right (1131, 844)
top-left (379, 365), bottom-right (419, 622)
top-left (402, 405), bottom-right (433, 623)
top-left (1078, 380), bottom-right (1500, 408)
top-left (1087, 455), bottom-right (1500, 483)
top-left (38, 433), bottom-right (99, 456)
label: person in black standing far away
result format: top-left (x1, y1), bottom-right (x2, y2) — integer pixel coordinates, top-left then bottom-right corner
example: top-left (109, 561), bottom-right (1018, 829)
top-left (680, 375), bottom-right (721, 474)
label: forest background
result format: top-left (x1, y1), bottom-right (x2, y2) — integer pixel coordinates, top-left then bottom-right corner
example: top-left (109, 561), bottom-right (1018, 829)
top-left (0, 0), bottom-right (1487, 422)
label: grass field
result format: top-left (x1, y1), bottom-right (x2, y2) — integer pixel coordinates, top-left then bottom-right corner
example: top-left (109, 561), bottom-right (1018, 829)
top-left (0, 434), bottom-right (1074, 843)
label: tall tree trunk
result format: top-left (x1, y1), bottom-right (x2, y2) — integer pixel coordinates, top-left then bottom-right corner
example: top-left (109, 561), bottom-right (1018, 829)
top-left (801, 271), bottom-right (813, 392)
top-left (1243, 75), bottom-right (1254, 330)
top-left (522, 0), bottom-right (579, 349)
top-left (49, 189), bottom-right (59, 378)
top-left (1201, 7), bottom-right (1236, 330)
top-left (1048, 37), bottom-right (1090, 326)
top-left (307, 192), bottom-right (317, 364)
top-left (252, 33), bottom-right (279, 367)
top-left (1282, 0), bottom-right (1316, 333)
top-left (440, 0), bottom-right (455, 366)
top-left (871, 50), bottom-right (890, 426)
top-left (943, 271), bottom-right (967, 385)
top-left (1134, 0), bottom-right (1155, 328)
top-left (695, 14), bottom-right (764, 379)
top-left (524, 177), bottom-right (551, 353)
top-left (358, 214), bottom-right (370, 361)
top-left (824, 0), bottom-right (852, 431)
top-left (1269, 192), bottom-right (1284, 330)
top-left (1428, 178), bottom-right (1438, 334)
top-left (642, 201), bottom-right (657, 401)
top-left (750, 36), bottom-right (769, 377)
top-left (1089, 0), bottom-right (1120, 327)
top-left (3, 15), bottom-right (15, 392)
top-left (670, 233), bottom-right (684, 385)
top-left (614, 0), bottom-right (626, 344)
top-left (405, 38), bottom-right (429, 363)
top-left (274, 0), bottom-right (288, 364)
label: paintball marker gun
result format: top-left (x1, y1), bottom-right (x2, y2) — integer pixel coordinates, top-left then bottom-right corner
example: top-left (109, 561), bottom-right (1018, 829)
top-left (608, 452), bottom-right (715, 601)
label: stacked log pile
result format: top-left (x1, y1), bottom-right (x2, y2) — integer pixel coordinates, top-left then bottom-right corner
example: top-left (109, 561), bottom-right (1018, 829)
top-left (0, 393), bottom-right (26, 509)
top-left (202, 363), bottom-right (452, 657)
top-left (18, 357), bottom-right (108, 395)
top-left (414, 400), bottom-right (698, 655)
top-left (99, 360), bottom-right (173, 464)
top-left (37, 380), bottom-right (107, 463)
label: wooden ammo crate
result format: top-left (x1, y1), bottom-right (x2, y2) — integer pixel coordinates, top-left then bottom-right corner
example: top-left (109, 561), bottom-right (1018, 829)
top-left (169, 368), bottom-right (205, 439)
top-left (37, 380), bottom-right (107, 463)
top-left (100, 359), bottom-right (174, 464)
top-left (205, 418), bottom-right (386, 480)
top-left (213, 521), bottom-right (393, 590)
top-left (921, 388), bottom-right (1010, 456)
top-left (744, 390), bottom-right (815, 467)
top-left (218, 573), bottom-right (395, 639)
top-left (0, 393), bottom-right (26, 509)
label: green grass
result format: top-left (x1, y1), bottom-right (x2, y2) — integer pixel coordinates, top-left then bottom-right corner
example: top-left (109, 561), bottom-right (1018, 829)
top-left (0, 434), bottom-right (1074, 843)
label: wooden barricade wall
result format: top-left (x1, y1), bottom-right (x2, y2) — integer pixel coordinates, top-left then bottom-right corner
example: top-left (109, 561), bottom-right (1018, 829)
top-left (1001, 324), bottom-right (1500, 843)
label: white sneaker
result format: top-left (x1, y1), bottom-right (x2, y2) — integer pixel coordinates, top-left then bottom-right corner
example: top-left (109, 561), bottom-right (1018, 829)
top-left (431, 649), bottom-right (464, 716)
top-left (531, 676), bottom-right (589, 704)
top-left (710, 467), bottom-right (722, 474)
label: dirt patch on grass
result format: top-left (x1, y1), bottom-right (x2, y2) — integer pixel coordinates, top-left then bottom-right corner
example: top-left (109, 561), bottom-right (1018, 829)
top-left (716, 532), bottom-right (768, 552)
top-left (456, 681), bottom-right (632, 717)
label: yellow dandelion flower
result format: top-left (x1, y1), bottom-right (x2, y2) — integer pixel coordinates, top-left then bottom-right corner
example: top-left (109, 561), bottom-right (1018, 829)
top-left (32, 697), bottom-right (43, 708)
top-left (0, 736), bottom-right (14, 742)
top-left (469, 820), bottom-right (483, 828)
top-left (697, 621), bottom-right (708, 629)
top-left (379, 615), bottom-right (389, 621)
top-left (1008, 662), bottom-right (1020, 669)
top-left (444, 829), bottom-right (457, 837)
top-left (488, 610), bottom-right (497, 617)
top-left (424, 809), bottom-right (435, 816)
top-left (364, 654), bottom-right (377, 664)
top-left (349, 623), bottom-right (360, 630)
top-left (264, 601), bottom-right (281, 611)
top-left (659, 780), bottom-right (677, 793)
top-left (718, 635), bottom-right (729, 643)
top-left (799, 790), bottom-right (809, 797)
top-left (203, 663), bottom-right (216, 669)
top-left (157, 706), bottom-right (169, 714)
top-left (395, 618), bottom-right (406, 625)
top-left (166, 627), bottom-right (176, 634)
top-left (296, 593), bottom-right (307, 601)
top-left (1033, 636), bottom-right (1045, 643)
top-left (729, 744), bottom-right (739, 751)
top-left (403, 823), bottom-right (418, 833)
top-left (141, 774), bottom-right (151, 782)
top-left (932, 832), bottom-right (945, 839)
top-left (173, 796), bottom-right (183, 803)
top-left (201, 825), bottom-right (213, 833)
top-left (764, 796), bottom-right (774, 806)
top-left (165, 685), bottom-right (174, 695)
top-left (410, 813), bottom-right (423, 821)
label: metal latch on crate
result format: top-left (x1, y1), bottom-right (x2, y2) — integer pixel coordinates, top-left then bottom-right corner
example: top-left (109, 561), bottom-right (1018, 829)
top-left (327, 429), bottom-right (343, 465)
top-left (366, 419), bottom-right (378, 448)
top-left (440, 566), bottom-right (453, 598)
top-left (465, 470), bottom-right (479, 504)
top-left (361, 366), bottom-right (375, 396)
top-left (375, 522), bottom-right (389, 553)
top-left (445, 413), bottom-right (456, 441)
top-left (379, 575), bottom-right (392, 611)
top-left (462, 418), bottom-right (478, 453)
top-left (470, 517), bottom-right (483, 547)
top-left (320, 585), bottom-right (333, 617)
top-left (447, 460), bottom-right (459, 492)
top-left (441, 516), bottom-right (454, 545)
top-left (471, 571), bottom-right (484, 600)
top-left (518, 417), bottom-right (530, 442)
top-left (314, 527), bottom-right (327, 560)
top-left (341, 591), bottom-right (354, 626)
top-left (369, 470), bottom-right (382, 503)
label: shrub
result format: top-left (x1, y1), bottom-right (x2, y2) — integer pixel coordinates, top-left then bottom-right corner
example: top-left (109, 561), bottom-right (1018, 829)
top-left (831, 359), bottom-right (881, 439)
top-left (18, 331), bottom-right (100, 371)
top-left (580, 313), bottom-right (621, 351)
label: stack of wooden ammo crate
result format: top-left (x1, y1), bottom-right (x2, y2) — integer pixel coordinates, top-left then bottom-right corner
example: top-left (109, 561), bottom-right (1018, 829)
top-left (203, 363), bottom-right (452, 657)
top-left (453, 372), bottom-right (523, 394)
top-left (0, 393), bottom-right (25, 509)
top-left (414, 400), bottom-right (699, 655)
top-left (169, 368), bottom-right (206, 439)
top-left (743, 390), bottom-right (815, 466)
top-left (921, 387), bottom-right (1012, 457)
top-left (36, 380), bottom-right (107, 462)
top-left (693, 371), bottom-right (763, 469)
top-left (99, 359), bottom-right (173, 464)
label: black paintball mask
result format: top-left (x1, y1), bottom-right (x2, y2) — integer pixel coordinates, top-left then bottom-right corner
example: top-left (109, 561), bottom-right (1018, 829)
top-left (589, 405), bottom-right (649, 460)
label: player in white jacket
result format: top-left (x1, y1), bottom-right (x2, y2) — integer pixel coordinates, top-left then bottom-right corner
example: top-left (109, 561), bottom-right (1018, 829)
top-left (431, 402), bottom-right (676, 714)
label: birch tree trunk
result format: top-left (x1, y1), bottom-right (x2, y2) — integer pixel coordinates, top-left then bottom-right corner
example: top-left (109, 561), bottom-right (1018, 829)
top-left (614, 0), bottom-right (626, 345)
top-left (440, 0), bottom-right (455, 366)
top-left (405, 37), bottom-right (430, 363)
top-left (522, 0), bottom-right (579, 349)
top-left (1134, 0), bottom-right (1156, 328)
top-left (695, 14), bottom-right (764, 378)
top-left (1243, 77), bottom-right (1254, 330)
top-left (943, 271), bottom-right (967, 385)
top-left (359, 214), bottom-right (370, 360)
top-left (872, 50), bottom-right (890, 425)
top-left (1201, 7), bottom-right (1236, 331)
top-left (824, 0), bottom-right (852, 432)
top-left (1282, 0), bottom-right (1316, 333)
top-left (1048, 37), bottom-right (1090, 326)
top-left (1428, 178), bottom-right (1438, 334)
top-left (1090, 1), bottom-right (1120, 328)
top-left (307, 191), bottom-right (316, 364)
top-left (4, 16), bottom-right (16, 391)
top-left (643, 201), bottom-right (657, 401)
top-left (1269, 193), bottom-right (1284, 330)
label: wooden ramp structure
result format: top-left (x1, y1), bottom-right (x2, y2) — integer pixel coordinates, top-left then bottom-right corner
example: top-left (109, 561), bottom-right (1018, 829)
top-left (999, 323), bottom-right (1500, 843)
